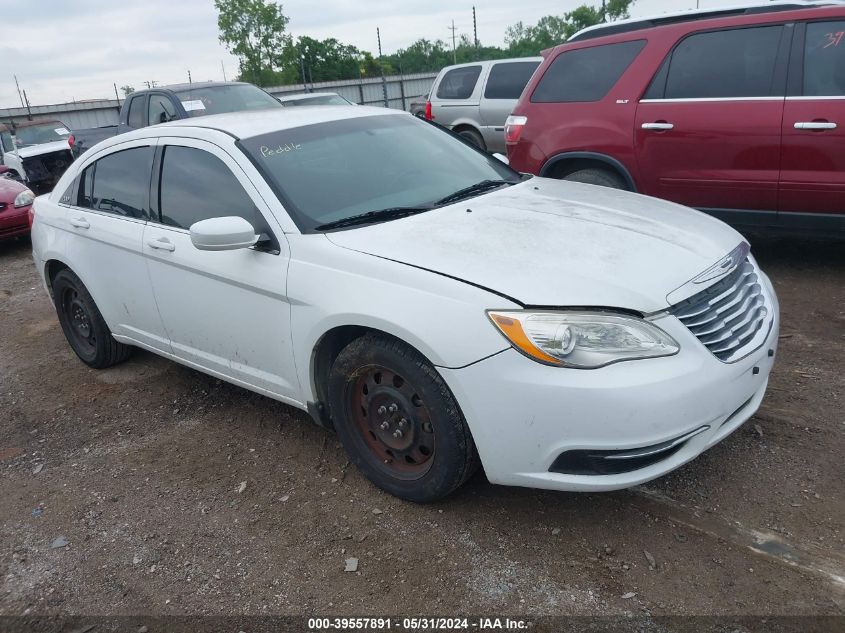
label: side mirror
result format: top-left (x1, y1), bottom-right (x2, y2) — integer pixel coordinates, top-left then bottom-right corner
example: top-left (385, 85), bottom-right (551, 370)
top-left (493, 153), bottom-right (509, 165)
top-left (189, 216), bottom-right (258, 251)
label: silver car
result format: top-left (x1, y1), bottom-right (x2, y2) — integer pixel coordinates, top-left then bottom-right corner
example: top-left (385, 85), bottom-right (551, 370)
top-left (427, 57), bottom-right (541, 153)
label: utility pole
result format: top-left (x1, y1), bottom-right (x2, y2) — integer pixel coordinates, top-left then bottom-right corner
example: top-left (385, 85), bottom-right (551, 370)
top-left (188, 69), bottom-right (192, 85)
top-left (221, 60), bottom-right (227, 81)
top-left (13, 75), bottom-right (24, 108)
top-left (449, 20), bottom-right (458, 64)
top-left (22, 89), bottom-right (32, 120)
top-left (377, 28), bottom-right (389, 108)
top-left (113, 83), bottom-right (120, 104)
top-left (472, 6), bottom-right (478, 50)
top-left (601, 0), bottom-right (607, 21)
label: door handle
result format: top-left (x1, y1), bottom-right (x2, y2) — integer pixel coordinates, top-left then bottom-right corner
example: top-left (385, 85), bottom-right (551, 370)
top-left (794, 121), bottom-right (837, 130)
top-left (146, 237), bottom-right (175, 252)
top-left (642, 122), bottom-right (674, 131)
top-left (69, 217), bottom-right (90, 229)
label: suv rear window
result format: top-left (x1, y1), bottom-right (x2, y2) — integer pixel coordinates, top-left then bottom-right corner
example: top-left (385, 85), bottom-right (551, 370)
top-left (531, 40), bottom-right (645, 103)
top-left (484, 61), bottom-right (541, 99)
top-left (661, 26), bottom-right (783, 99)
top-left (436, 66), bottom-right (482, 100)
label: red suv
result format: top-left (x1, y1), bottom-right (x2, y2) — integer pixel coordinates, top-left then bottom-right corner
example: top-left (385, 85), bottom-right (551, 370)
top-left (507, 2), bottom-right (845, 235)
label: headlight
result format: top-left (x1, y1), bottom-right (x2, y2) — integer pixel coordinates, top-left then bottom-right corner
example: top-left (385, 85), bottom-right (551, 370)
top-left (488, 310), bottom-right (679, 368)
top-left (13, 189), bottom-right (34, 208)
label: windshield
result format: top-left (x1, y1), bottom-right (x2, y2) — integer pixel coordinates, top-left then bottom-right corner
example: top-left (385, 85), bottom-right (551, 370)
top-left (282, 94), bottom-right (352, 106)
top-left (14, 123), bottom-right (70, 147)
top-left (240, 114), bottom-right (520, 232)
top-left (173, 84), bottom-right (282, 117)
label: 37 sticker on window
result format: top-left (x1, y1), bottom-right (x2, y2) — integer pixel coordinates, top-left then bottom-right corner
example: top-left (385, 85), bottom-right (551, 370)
top-left (822, 31), bottom-right (845, 48)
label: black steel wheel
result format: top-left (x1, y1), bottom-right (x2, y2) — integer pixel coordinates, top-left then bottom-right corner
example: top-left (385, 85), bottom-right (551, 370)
top-left (52, 269), bottom-right (131, 368)
top-left (328, 333), bottom-right (479, 502)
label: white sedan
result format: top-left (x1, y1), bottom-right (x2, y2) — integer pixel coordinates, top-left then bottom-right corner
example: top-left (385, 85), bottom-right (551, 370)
top-left (30, 106), bottom-right (779, 502)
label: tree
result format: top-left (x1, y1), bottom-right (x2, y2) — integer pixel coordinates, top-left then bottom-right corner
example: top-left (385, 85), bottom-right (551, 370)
top-left (505, 0), bottom-right (634, 56)
top-left (120, 85), bottom-right (135, 96)
top-left (215, 0), bottom-right (290, 86)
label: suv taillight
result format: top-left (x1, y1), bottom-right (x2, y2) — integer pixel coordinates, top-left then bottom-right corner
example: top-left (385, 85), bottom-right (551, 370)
top-left (425, 101), bottom-right (434, 121)
top-left (67, 134), bottom-right (75, 148)
top-left (27, 204), bottom-right (35, 228)
top-left (504, 115), bottom-right (527, 144)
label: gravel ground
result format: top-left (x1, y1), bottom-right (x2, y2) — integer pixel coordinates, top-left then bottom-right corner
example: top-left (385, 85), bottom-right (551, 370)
top-left (0, 234), bottom-right (843, 621)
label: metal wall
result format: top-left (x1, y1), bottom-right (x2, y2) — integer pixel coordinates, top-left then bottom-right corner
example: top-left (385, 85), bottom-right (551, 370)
top-left (0, 72), bottom-right (437, 131)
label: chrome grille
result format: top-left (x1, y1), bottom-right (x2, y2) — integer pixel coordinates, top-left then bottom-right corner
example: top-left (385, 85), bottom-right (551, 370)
top-left (670, 259), bottom-right (770, 363)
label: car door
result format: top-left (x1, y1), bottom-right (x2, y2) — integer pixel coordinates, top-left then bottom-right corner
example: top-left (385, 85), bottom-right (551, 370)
top-left (780, 19), bottom-right (845, 218)
top-left (635, 24), bottom-right (790, 217)
top-left (62, 140), bottom-right (170, 351)
top-left (141, 137), bottom-right (299, 400)
top-left (478, 60), bottom-right (541, 153)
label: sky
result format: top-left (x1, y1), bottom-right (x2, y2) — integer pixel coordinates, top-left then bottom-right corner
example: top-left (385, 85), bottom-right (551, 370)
top-left (1, 0), bottom-right (754, 109)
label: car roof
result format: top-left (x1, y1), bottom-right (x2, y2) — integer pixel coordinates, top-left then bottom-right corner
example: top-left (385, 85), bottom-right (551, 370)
top-left (437, 56), bottom-right (543, 72)
top-left (569, 1), bottom-right (845, 42)
top-left (276, 92), bottom-right (342, 101)
top-left (118, 105), bottom-right (406, 142)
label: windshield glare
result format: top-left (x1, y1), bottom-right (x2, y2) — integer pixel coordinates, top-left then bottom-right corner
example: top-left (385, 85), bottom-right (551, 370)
top-left (174, 84), bottom-right (282, 117)
top-left (240, 115), bottom-right (520, 232)
top-left (14, 123), bottom-right (70, 147)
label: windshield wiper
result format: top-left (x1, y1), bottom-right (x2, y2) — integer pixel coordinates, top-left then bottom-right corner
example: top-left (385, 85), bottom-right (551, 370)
top-left (434, 179), bottom-right (516, 206)
top-left (315, 205), bottom-right (434, 231)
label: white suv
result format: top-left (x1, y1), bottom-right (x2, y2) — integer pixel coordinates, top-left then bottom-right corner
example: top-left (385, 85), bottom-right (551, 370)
top-left (31, 106), bottom-right (779, 502)
top-left (426, 57), bottom-right (542, 153)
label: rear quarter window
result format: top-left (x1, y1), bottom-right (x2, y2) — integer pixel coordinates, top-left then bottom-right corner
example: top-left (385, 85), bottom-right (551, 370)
top-left (531, 40), bottom-right (646, 103)
top-left (127, 96), bottom-right (145, 129)
top-left (436, 66), bottom-right (482, 100)
top-left (484, 61), bottom-right (541, 100)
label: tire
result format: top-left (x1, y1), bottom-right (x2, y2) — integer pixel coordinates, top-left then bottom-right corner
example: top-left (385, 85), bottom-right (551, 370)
top-left (52, 269), bottom-right (131, 369)
top-left (328, 333), bottom-right (479, 502)
top-left (562, 168), bottom-right (627, 190)
top-left (456, 128), bottom-right (486, 152)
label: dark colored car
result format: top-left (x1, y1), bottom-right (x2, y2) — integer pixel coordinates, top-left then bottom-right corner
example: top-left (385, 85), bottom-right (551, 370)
top-left (69, 81), bottom-right (283, 158)
top-left (507, 1), bottom-right (845, 235)
top-left (0, 169), bottom-right (34, 240)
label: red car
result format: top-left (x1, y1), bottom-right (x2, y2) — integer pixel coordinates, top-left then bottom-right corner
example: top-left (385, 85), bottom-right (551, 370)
top-left (506, 1), bottom-right (845, 235)
top-left (0, 168), bottom-right (35, 240)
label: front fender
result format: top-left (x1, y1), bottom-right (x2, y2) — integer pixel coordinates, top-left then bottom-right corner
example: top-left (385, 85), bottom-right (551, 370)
top-left (286, 235), bottom-right (515, 403)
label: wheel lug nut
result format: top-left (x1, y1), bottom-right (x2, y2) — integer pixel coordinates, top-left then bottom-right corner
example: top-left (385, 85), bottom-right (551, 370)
top-left (380, 421), bottom-right (390, 431)
top-left (393, 429), bottom-right (403, 439)
top-left (388, 403), bottom-right (398, 413)
top-left (398, 418), bottom-right (407, 428)
top-left (377, 405), bottom-right (386, 415)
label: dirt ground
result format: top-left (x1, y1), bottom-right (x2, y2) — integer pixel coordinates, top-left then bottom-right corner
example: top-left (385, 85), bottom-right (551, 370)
top-left (0, 234), bottom-right (843, 622)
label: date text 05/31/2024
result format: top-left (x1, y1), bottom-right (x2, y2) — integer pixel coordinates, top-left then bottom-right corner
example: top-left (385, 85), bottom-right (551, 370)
top-left (307, 617), bottom-right (530, 630)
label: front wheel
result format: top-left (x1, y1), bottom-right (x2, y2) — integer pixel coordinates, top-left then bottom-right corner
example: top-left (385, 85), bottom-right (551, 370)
top-left (52, 269), bottom-right (131, 368)
top-left (328, 333), bottom-right (479, 502)
top-left (562, 168), bottom-right (627, 190)
top-left (456, 128), bottom-right (486, 152)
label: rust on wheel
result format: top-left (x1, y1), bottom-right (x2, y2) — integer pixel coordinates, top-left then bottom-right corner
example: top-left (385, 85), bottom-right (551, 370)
top-left (349, 365), bottom-right (435, 480)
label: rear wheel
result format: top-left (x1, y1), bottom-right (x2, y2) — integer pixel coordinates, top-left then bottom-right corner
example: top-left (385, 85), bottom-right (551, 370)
top-left (52, 269), bottom-right (131, 368)
top-left (456, 128), bottom-right (486, 152)
top-left (328, 333), bottom-right (479, 502)
top-left (562, 167), bottom-right (627, 190)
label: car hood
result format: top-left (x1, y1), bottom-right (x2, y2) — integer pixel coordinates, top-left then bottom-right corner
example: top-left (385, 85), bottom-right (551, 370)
top-left (17, 140), bottom-right (70, 159)
top-left (325, 178), bottom-right (745, 313)
top-left (0, 176), bottom-right (27, 200)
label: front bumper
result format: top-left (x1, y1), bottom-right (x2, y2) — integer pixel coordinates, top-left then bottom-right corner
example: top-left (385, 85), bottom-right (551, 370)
top-left (440, 277), bottom-right (780, 492)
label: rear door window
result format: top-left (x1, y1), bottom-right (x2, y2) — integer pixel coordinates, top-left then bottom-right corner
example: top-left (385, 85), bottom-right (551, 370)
top-left (127, 96), bottom-right (146, 129)
top-left (78, 146), bottom-right (154, 219)
top-left (662, 26), bottom-right (783, 99)
top-left (532, 40), bottom-right (646, 103)
top-left (803, 20), bottom-right (845, 96)
top-left (436, 66), bottom-right (482, 99)
top-left (484, 61), bottom-right (541, 99)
